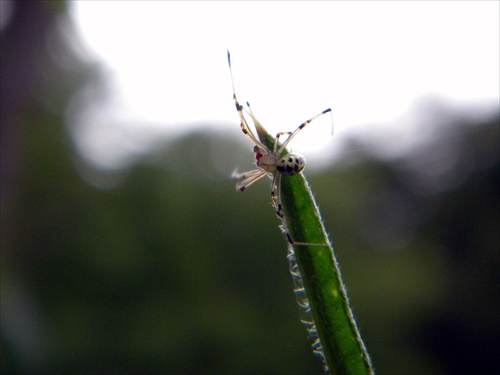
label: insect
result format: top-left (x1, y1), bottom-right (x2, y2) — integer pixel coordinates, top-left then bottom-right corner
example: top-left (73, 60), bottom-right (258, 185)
top-left (229, 51), bottom-right (332, 226)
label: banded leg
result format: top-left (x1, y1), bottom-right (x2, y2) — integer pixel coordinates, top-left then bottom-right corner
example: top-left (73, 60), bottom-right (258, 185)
top-left (273, 131), bottom-right (293, 153)
top-left (228, 51), bottom-right (269, 151)
top-left (277, 108), bottom-right (332, 153)
top-left (270, 173), bottom-right (283, 218)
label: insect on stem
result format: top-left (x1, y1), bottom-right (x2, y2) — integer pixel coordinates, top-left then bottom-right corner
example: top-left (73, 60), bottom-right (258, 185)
top-left (228, 51), bottom-right (332, 245)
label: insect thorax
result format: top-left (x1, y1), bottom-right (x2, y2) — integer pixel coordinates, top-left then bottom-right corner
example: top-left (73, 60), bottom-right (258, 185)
top-left (277, 154), bottom-right (306, 176)
top-left (256, 153), bottom-right (278, 173)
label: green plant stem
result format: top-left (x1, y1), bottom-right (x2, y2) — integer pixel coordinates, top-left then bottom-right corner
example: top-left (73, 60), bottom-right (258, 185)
top-left (255, 123), bottom-right (374, 375)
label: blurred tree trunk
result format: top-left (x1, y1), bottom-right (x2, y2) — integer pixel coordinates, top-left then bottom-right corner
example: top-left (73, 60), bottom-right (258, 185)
top-left (1, 1), bottom-right (63, 243)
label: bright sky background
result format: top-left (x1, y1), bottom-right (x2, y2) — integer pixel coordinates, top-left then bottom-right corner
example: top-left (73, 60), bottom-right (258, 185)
top-left (69, 1), bottom-right (499, 170)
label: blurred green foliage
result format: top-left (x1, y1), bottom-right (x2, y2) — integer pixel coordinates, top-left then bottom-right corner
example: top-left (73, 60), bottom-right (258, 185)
top-left (1, 2), bottom-right (499, 374)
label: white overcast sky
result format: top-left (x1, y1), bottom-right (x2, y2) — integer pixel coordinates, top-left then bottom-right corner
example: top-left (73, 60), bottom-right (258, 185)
top-left (69, 1), bottom-right (499, 169)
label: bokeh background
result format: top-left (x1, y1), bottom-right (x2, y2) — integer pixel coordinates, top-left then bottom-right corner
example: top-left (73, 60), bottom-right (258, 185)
top-left (1, 1), bottom-right (499, 374)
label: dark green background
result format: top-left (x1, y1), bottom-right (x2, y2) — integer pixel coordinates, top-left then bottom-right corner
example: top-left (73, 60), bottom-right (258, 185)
top-left (2, 2), bottom-right (498, 374)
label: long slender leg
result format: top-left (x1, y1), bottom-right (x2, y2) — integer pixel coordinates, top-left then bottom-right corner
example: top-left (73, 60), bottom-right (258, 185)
top-left (270, 173), bottom-right (282, 218)
top-left (271, 174), bottom-right (298, 243)
top-left (227, 51), bottom-right (268, 151)
top-left (277, 108), bottom-right (332, 153)
top-left (232, 169), bottom-right (268, 191)
top-left (273, 131), bottom-right (293, 153)
top-left (232, 168), bottom-right (263, 181)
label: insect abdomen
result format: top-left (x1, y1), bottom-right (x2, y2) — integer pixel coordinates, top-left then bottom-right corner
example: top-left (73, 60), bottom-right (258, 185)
top-left (277, 154), bottom-right (305, 176)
